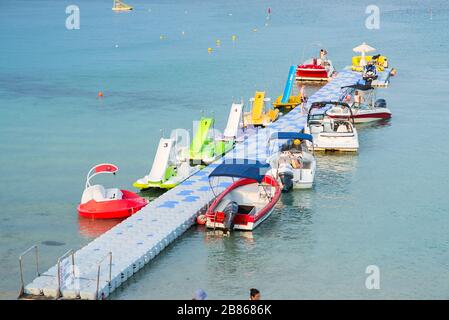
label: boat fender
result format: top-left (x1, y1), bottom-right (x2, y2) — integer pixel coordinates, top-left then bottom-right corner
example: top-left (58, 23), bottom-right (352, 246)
top-left (197, 215), bottom-right (207, 225)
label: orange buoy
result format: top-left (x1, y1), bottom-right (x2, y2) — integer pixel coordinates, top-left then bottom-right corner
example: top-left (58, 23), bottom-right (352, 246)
top-left (98, 91), bottom-right (104, 98)
top-left (197, 215), bottom-right (207, 225)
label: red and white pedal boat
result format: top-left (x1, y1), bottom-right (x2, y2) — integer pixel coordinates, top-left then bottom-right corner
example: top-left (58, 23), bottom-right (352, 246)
top-left (204, 161), bottom-right (281, 232)
top-left (296, 57), bottom-right (336, 82)
top-left (78, 163), bottom-right (148, 219)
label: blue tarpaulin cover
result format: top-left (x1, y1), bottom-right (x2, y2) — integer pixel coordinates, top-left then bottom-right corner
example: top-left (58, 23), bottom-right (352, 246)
top-left (270, 132), bottom-right (313, 142)
top-left (208, 160), bottom-right (270, 182)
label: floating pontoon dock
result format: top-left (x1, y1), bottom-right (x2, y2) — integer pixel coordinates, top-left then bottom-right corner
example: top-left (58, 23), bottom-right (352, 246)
top-left (20, 70), bottom-right (370, 300)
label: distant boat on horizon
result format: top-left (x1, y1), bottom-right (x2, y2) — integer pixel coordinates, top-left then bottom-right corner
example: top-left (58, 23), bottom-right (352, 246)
top-left (112, 0), bottom-right (133, 11)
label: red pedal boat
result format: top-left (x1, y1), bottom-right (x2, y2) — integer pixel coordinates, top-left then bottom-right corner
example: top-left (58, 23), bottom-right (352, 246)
top-left (296, 55), bottom-right (336, 82)
top-left (204, 161), bottom-right (281, 232)
top-left (77, 163), bottom-right (148, 219)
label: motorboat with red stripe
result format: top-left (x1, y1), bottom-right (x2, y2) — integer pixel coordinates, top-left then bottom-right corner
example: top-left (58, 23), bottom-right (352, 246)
top-left (334, 84), bottom-right (392, 123)
top-left (204, 160), bottom-right (281, 232)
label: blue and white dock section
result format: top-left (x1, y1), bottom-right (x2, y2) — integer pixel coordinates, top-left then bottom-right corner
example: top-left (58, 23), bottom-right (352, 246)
top-left (20, 70), bottom-right (363, 300)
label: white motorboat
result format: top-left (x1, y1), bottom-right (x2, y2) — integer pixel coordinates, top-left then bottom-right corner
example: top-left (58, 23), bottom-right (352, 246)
top-left (267, 132), bottom-right (316, 192)
top-left (333, 84), bottom-right (392, 123)
top-left (304, 101), bottom-right (359, 152)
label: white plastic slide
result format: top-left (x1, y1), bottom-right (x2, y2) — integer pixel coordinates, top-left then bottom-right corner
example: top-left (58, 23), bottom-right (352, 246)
top-left (147, 138), bottom-right (174, 182)
top-left (223, 103), bottom-right (243, 139)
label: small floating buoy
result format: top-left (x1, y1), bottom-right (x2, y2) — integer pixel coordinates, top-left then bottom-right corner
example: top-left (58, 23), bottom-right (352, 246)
top-left (197, 215), bottom-right (207, 225)
top-left (207, 47), bottom-right (213, 53)
top-left (231, 35), bottom-right (237, 41)
top-left (98, 91), bottom-right (104, 98)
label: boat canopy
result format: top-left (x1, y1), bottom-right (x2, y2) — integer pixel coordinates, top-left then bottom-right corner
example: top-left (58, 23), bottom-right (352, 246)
top-left (93, 164), bottom-right (119, 174)
top-left (341, 84), bottom-right (374, 91)
top-left (270, 132), bottom-right (313, 142)
top-left (86, 163), bottom-right (118, 188)
top-left (208, 160), bottom-right (270, 183)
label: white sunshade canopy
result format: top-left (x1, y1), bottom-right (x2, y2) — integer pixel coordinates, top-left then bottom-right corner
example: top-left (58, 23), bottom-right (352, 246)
top-left (353, 42), bottom-right (376, 66)
top-left (353, 42), bottom-right (376, 53)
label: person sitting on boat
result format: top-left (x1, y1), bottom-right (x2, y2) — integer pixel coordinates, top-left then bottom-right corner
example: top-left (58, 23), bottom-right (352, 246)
top-left (354, 90), bottom-right (364, 106)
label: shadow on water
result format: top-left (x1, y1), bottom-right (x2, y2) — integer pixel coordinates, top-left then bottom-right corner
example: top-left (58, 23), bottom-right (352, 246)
top-left (138, 188), bottom-right (167, 201)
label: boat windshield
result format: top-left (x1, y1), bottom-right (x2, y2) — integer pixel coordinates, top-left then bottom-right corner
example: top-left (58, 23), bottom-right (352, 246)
top-left (342, 85), bottom-right (375, 109)
top-left (309, 114), bottom-right (324, 122)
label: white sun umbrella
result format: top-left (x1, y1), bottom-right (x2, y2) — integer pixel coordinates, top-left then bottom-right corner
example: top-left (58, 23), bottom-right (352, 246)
top-left (353, 42), bottom-right (376, 67)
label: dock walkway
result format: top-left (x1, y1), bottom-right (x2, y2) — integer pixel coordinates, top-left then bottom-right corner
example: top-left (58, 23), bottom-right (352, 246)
top-left (21, 70), bottom-right (362, 300)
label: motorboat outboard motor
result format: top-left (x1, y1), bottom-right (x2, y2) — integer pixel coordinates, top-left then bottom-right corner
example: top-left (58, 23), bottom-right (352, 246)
top-left (278, 165), bottom-right (294, 193)
top-left (222, 201), bottom-right (238, 233)
top-left (374, 98), bottom-right (387, 108)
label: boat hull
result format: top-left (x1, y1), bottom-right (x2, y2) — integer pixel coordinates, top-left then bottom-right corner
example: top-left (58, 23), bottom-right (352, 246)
top-left (133, 167), bottom-right (201, 190)
top-left (328, 109), bottom-right (392, 124)
top-left (268, 166), bottom-right (316, 190)
top-left (305, 130), bottom-right (359, 152)
top-left (78, 190), bottom-right (148, 219)
top-left (296, 62), bottom-right (335, 82)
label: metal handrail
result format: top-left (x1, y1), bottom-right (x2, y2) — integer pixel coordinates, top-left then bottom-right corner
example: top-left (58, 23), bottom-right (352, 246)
top-left (18, 245), bottom-right (40, 297)
top-left (56, 249), bottom-right (75, 299)
top-left (95, 252), bottom-right (112, 300)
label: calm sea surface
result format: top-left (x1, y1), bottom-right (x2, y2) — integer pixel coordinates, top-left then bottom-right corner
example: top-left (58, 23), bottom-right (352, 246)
top-left (1, 0), bottom-right (448, 299)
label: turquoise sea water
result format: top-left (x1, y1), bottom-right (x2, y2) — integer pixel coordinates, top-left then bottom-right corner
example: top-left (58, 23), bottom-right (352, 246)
top-left (1, 0), bottom-right (449, 299)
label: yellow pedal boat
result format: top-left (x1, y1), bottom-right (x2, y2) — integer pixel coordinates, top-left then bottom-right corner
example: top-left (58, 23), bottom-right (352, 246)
top-left (243, 91), bottom-right (279, 127)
